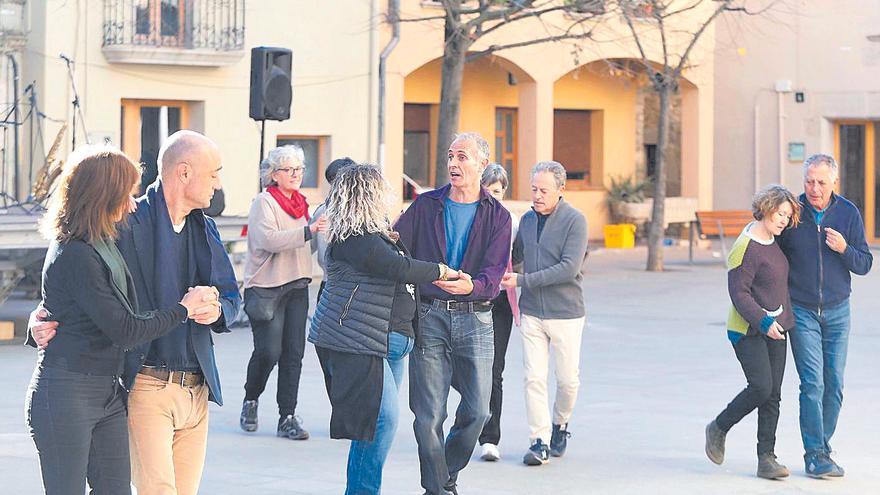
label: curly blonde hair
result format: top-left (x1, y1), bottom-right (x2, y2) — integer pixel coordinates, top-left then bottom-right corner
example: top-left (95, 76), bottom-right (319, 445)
top-left (752, 184), bottom-right (802, 229)
top-left (325, 164), bottom-right (393, 244)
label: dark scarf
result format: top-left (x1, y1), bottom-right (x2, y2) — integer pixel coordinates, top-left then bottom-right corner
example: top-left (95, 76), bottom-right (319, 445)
top-left (267, 185), bottom-right (310, 220)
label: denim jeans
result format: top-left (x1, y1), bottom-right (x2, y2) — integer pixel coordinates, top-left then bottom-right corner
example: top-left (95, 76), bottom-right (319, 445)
top-left (345, 331), bottom-right (414, 495)
top-left (410, 302), bottom-right (494, 495)
top-left (244, 285), bottom-right (309, 416)
top-left (789, 299), bottom-right (851, 455)
top-left (715, 333), bottom-right (787, 455)
top-left (26, 365), bottom-right (131, 495)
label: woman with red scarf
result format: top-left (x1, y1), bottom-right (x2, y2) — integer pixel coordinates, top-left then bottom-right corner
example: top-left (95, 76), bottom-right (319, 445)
top-left (239, 145), bottom-right (327, 440)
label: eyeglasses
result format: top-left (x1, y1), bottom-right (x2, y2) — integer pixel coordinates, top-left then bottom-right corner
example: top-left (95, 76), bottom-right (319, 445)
top-left (276, 167), bottom-right (305, 176)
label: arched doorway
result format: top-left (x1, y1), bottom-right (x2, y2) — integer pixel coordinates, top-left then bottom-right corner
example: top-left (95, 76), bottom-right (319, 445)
top-left (403, 55), bottom-right (535, 199)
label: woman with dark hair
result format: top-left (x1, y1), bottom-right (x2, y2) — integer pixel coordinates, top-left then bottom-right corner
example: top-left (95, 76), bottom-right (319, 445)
top-left (705, 184), bottom-right (802, 480)
top-left (26, 146), bottom-right (217, 494)
top-left (240, 145), bottom-right (327, 439)
top-left (309, 164), bottom-right (460, 495)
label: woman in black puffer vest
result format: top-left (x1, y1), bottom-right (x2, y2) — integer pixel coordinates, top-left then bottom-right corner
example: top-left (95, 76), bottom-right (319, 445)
top-left (308, 164), bottom-right (458, 495)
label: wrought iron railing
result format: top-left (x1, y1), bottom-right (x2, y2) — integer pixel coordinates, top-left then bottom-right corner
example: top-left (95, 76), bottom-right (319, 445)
top-left (103, 0), bottom-right (244, 50)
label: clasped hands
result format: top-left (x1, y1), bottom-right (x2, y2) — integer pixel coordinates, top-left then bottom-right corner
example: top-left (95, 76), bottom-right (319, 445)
top-left (180, 286), bottom-right (223, 325)
top-left (29, 285), bottom-right (224, 350)
top-left (433, 269), bottom-right (475, 295)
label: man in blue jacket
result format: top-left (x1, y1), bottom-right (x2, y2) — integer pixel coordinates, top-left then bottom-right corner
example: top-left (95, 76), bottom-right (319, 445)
top-left (778, 153), bottom-right (872, 479)
top-left (30, 131), bottom-right (241, 495)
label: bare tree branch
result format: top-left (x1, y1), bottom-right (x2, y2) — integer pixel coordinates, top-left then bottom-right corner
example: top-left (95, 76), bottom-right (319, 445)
top-left (477, 3), bottom-right (597, 38)
top-left (466, 29), bottom-right (597, 61)
top-left (673, 0), bottom-right (730, 75)
top-left (662, 0), bottom-right (706, 18)
top-left (397, 15), bottom-right (449, 23)
top-left (620, 3), bottom-right (657, 83)
top-left (655, 0), bottom-right (669, 69)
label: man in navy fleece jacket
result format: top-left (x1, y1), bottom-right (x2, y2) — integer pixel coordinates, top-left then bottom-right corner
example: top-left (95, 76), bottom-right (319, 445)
top-left (778, 153), bottom-right (873, 479)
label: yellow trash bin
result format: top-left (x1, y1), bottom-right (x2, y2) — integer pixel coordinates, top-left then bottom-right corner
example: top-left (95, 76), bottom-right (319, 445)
top-left (604, 224), bottom-right (636, 249)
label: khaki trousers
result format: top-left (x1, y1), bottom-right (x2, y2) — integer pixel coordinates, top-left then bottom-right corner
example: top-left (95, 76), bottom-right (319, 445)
top-left (520, 314), bottom-right (585, 443)
top-left (128, 373), bottom-right (210, 495)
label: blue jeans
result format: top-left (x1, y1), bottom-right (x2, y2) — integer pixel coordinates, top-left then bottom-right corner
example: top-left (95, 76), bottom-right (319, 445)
top-left (345, 331), bottom-right (414, 495)
top-left (410, 302), bottom-right (494, 495)
top-left (789, 300), bottom-right (850, 455)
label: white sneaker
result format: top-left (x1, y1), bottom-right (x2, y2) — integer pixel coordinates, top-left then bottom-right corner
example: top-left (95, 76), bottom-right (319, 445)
top-left (481, 443), bottom-right (500, 462)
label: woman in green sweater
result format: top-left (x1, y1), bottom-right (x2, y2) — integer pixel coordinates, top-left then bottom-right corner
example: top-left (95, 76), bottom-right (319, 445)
top-left (705, 184), bottom-right (801, 480)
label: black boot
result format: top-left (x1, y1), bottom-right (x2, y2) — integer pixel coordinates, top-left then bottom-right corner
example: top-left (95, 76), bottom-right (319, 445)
top-left (240, 399), bottom-right (258, 432)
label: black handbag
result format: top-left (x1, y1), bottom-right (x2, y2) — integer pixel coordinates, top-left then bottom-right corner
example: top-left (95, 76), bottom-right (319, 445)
top-left (243, 285), bottom-right (288, 322)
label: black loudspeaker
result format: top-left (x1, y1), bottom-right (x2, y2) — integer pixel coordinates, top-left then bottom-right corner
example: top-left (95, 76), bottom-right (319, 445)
top-left (249, 47), bottom-right (292, 121)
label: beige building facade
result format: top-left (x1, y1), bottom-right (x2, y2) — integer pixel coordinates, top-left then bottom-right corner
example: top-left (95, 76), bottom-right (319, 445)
top-left (714, 0), bottom-right (880, 242)
top-left (22, 1), bottom-right (722, 240)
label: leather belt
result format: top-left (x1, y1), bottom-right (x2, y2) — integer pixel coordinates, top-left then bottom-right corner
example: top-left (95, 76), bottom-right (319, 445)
top-left (421, 297), bottom-right (493, 313)
top-left (138, 367), bottom-right (204, 388)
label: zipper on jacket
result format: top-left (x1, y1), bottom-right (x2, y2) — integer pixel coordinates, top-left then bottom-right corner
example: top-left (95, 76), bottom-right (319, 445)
top-left (339, 284), bottom-right (359, 325)
top-left (816, 223), bottom-right (824, 316)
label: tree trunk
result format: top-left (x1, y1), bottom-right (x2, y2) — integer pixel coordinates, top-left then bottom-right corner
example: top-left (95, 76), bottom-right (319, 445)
top-left (646, 83), bottom-right (670, 271)
top-left (434, 18), bottom-right (469, 187)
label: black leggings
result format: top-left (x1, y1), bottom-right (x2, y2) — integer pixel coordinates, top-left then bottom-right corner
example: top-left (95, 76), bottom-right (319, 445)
top-left (715, 333), bottom-right (787, 455)
top-left (244, 285), bottom-right (310, 417)
top-left (479, 290), bottom-right (514, 446)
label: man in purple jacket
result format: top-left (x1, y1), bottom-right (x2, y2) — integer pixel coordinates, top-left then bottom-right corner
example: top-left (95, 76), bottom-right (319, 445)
top-left (396, 132), bottom-right (512, 495)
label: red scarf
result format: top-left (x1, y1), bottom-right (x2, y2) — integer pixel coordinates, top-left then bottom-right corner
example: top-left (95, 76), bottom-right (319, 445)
top-left (267, 185), bottom-right (310, 221)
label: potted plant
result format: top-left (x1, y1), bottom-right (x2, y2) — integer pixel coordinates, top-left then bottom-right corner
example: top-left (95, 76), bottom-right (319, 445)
top-left (606, 175), bottom-right (652, 224)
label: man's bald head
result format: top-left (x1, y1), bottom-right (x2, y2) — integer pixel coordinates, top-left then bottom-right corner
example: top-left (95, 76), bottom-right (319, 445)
top-left (158, 130), bottom-right (220, 179)
top-left (158, 130), bottom-right (223, 212)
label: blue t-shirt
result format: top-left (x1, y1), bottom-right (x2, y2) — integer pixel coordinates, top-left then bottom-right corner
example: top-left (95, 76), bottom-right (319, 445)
top-left (443, 197), bottom-right (479, 270)
top-left (811, 203), bottom-right (829, 225)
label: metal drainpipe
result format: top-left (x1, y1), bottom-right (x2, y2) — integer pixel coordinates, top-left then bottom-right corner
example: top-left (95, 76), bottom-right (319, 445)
top-left (367, 0), bottom-right (378, 162)
top-left (377, 0), bottom-right (400, 169)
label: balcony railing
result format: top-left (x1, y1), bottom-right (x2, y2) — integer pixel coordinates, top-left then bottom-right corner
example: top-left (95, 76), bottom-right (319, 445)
top-left (102, 0), bottom-right (245, 66)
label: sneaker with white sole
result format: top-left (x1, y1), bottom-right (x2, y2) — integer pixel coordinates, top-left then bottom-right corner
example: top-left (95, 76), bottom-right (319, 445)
top-left (277, 414), bottom-right (309, 440)
top-left (480, 443), bottom-right (500, 462)
top-left (523, 439), bottom-right (550, 466)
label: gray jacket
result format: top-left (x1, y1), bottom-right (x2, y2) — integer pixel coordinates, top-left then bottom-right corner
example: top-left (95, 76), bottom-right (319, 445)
top-left (513, 198), bottom-right (588, 319)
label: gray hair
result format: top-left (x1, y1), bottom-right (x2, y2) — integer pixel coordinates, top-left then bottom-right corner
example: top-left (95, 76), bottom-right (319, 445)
top-left (481, 163), bottom-right (509, 190)
top-left (803, 153), bottom-right (839, 180)
top-left (260, 145), bottom-right (305, 188)
top-left (324, 164), bottom-right (393, 244)
top-left (531, 161), bottom-right (567, 189)
top-left (452, 132), bottom-right (490, 163)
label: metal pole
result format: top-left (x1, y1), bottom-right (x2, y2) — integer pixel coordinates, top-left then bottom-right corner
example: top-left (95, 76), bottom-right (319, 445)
top-left (27, 83), bottom-right (34, 190)
top-left (259, 119), bottom-right (265, 192)
top-left (8, 55), bottom-right (20, 200)
top-left (62, 54), bottom-right (90, 149)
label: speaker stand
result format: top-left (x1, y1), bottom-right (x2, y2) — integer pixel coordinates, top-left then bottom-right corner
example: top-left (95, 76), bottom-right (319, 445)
top-left (258, 119), bottom-right (266, 193)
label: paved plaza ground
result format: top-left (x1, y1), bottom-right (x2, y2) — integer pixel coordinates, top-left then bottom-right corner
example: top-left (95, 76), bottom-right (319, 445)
top-left (1, 245), bottom-right (878, 494)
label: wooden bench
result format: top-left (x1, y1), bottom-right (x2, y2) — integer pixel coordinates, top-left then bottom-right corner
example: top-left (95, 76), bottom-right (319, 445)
top-left (689, 210), bottom-right (753, 263)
